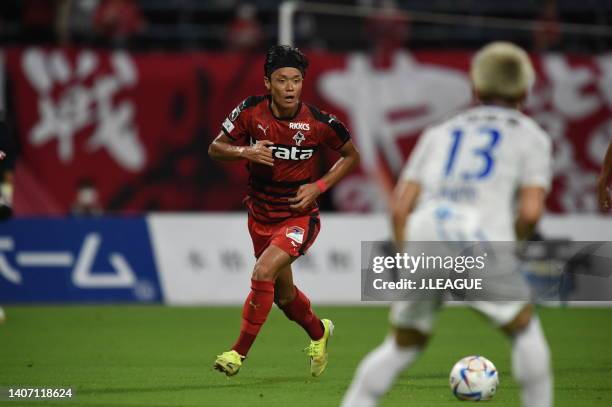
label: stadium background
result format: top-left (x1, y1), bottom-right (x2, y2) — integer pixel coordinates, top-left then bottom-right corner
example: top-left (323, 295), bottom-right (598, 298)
top-left (0, 1), bottom-right (611, 406)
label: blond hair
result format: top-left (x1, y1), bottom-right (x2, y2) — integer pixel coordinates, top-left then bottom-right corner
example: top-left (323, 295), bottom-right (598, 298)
top-left (470, 41), bottom-right (535, 103)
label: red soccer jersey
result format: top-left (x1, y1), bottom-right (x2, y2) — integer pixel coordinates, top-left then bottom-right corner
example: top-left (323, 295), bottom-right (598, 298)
top-left (221, 95), bottom-right (351, 223)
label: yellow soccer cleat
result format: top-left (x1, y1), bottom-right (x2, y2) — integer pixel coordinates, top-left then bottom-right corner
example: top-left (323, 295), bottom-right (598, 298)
top-left (213, 350), bottom-right (244, 377)
top-left (305, 319), bottom-right (334, 377)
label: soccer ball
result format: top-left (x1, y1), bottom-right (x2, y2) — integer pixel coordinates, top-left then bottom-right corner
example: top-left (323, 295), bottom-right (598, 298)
top-left (449, 355), bottom-right (499, 401)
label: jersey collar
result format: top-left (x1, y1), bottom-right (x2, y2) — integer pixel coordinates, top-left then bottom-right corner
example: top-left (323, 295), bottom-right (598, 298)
top-left (267, 95), bottom-right (303, 121)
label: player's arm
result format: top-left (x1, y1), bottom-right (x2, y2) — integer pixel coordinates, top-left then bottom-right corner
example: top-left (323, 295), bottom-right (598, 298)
top-left (389, 128), bottom-right (431, 245)
top-left (208, 131), bottom-right (274, 167)
top-left (289, 140), bottom-right (360, 211)
top-left (597, 141), bottom-right (612, 211)
top-left (318, 140), bottom-right (360, 190)
top-left (515, 186), bottom-right (546, 240)
top-left (515, 127), bottom-right (552, 240)
top-left (390, 180), bottom-right (421, 245)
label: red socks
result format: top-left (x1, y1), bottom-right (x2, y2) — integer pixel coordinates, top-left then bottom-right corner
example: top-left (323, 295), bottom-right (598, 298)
top-left (278, 286), bottom-right (324, 340)
top-left (232, 279), bottom-right (274, 357)
top-left (231, 282), bottom-right (323, 357)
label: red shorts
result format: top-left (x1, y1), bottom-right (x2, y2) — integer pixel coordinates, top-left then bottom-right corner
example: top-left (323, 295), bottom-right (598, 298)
top-left (248, 214), bottom-right (321, 258)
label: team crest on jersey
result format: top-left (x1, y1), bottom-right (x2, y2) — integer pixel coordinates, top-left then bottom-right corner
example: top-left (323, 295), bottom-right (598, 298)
top-left (293, 131), bottom-right (306, 146)
top-left (286, 226), bottom-right (305, 244)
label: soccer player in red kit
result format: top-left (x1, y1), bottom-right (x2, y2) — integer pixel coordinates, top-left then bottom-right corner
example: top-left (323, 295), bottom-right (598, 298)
top-left (208, 45), bottom-right (360, 377)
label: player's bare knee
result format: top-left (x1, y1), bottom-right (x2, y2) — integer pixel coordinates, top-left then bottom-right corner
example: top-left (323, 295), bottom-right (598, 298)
top-left (502, 304), bottom-right (533, 336)
top-left (393, 327), bottom-right (429, 348)
top-left (252, 262), bottom-right (276, 281)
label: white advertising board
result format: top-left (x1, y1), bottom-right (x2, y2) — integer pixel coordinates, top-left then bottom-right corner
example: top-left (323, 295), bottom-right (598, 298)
top-left (149, 214), bottom-right (612, 305)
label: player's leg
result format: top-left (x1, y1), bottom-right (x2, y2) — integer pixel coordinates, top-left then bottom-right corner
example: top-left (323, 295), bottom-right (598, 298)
top-left (214, 245), bottom-right (293, 376)
top-left (506, 305), bottom-right (553, 407)
top-left (275, 264), bottom-right (325, 340)
top-left (266, 215), bottom-right (332, 376)
top-left (273, 263), bottom-right (295, 304)
top-left (274, 263), bottom-right (332, 376)
top-left (0, 306), bottom-right (5, 323)
top-left (233, 244), bottom-right (292, 353)
top-left (340, 301), bottom-right (435, 407)
top-left (474, 302), bottom-right (553, 407)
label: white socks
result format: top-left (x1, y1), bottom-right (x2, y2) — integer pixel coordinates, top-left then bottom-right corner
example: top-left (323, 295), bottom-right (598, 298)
top-left (341, 336), bottom-right (421, 407)
top-left (341, 317), bottom-right (552, 407)
top-left (512, 317), bottom-right (553, 407)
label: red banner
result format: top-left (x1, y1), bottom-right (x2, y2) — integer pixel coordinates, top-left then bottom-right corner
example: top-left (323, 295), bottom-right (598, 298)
top-left (4, 48), bottom-right (610, 215)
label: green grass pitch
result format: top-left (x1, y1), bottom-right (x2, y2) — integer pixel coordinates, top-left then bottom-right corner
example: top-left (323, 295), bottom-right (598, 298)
top-left (0, 305), bottom-right (610, 406)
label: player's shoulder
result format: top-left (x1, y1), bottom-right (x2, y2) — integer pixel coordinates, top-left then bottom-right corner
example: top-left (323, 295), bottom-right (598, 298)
top-left (228, 95), bottom-right (268, 121)
top-left (417, 109), bottom-right (465, 141)
top-left (304, 102), bottom-right (339, 124)
top-left (222, 95), bottom-right (268, 138)
top-left (241, 94), bottom-right (268, 109)
top-left (515, 111), bottom-right (549, 141)
top-left (463, 106), bottom-right (549, 140)
top-left (497, 109), bottom-right (551, 152)
top-left (304, 102), bottom-right (351, 141)
top-left (427, 107), bottom-right (471, 133)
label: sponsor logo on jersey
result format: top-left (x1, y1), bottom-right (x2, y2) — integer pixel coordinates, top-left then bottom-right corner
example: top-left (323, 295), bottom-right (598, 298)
top-left (286, 226), bottom-right (305, 244)
top-left (223, 118), bottom-right (235, 133)
top-left (289, 122), bottom-right (310, 131)
top-left (250, 137), bottom-right (314, 160)
top-left (293, 131), bottom-right (306, 146)
top-left (269, 145), bottom-right (314, 160)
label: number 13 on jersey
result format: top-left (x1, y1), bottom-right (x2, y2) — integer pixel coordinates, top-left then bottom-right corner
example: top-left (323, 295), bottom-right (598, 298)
top-left (444, 127), bottom-right (502, 180)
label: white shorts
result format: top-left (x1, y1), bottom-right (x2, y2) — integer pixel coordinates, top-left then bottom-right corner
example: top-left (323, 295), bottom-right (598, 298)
top-left (391, 203), bottom-right (528, 333)
top-left (389, 300), bottom-right (527, 334)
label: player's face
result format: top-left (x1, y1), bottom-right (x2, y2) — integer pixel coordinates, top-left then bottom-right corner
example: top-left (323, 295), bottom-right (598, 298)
top-left (265, 67), bottom-right (303, 115)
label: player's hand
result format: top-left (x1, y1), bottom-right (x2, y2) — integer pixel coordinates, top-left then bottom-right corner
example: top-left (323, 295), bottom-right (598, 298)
top-left (289, 183), bottom-right (321, 211)
top-left (597, 176), bottom-right (611, 211)
top-left (242, 140), bottom-right (274, 167)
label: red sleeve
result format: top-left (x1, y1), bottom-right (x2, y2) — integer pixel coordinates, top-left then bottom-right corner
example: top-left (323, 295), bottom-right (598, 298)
top-left (321, 114), bottom-right (351, 151)
top-left (221, 99), bottom-right (251, 142)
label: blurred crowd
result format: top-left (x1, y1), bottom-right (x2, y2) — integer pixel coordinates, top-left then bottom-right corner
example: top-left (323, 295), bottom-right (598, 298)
top-left (3, 0), bottom-right (146, 48)
top-left (0, 0), bottom-right (584, 52)
top-left (0, 0), bottom-right (272, 51)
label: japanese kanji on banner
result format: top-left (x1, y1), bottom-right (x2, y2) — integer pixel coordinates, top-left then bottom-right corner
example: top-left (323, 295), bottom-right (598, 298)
top-left (3, 48), bottom-right (610, 215)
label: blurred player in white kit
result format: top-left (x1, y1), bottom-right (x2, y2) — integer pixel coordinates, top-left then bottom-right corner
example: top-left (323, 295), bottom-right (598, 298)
top-left (341, 42), bottom-right (553, 407)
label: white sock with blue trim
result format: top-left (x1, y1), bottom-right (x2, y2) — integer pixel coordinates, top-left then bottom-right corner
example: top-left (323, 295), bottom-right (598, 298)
top-left (340, 336), bottom-right (421, 407)
top-left (512, 317), bottom-right (553, 407)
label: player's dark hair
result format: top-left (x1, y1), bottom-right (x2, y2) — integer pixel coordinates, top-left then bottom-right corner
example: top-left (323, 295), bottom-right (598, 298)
top-left (264, 45), bottom-right (309, 78)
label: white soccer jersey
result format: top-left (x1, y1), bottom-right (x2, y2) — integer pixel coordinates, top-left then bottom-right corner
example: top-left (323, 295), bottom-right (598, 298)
top-left (401, 105), bottom-right (552, 241)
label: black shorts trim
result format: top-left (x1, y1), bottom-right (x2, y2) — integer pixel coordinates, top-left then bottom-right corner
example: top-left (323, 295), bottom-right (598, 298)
top-left (299, 214), bottom-right (320, 256)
